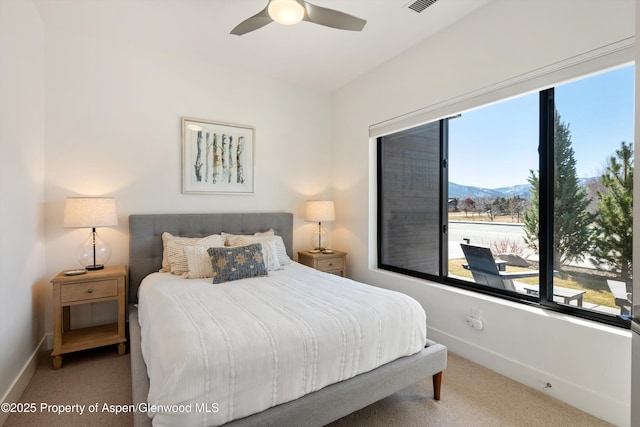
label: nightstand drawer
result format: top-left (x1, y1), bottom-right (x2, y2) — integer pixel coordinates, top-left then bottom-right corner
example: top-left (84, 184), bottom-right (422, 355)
top-left (317, 258), bottom-right (344, 271)
top-left (60, 279), bottom-right (118, 303)
top-left (297, 250), bottom-right (347, 277)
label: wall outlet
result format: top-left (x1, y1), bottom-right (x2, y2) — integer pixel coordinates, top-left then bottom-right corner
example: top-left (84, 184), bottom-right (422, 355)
top-left (466, 316), bottom-right (484, 330)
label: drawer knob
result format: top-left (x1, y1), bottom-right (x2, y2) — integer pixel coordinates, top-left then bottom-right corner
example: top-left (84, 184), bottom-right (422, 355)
top-left (87, 289), bottom-right (94, 294)
top-left (328, 263), bottom-right (333, 266)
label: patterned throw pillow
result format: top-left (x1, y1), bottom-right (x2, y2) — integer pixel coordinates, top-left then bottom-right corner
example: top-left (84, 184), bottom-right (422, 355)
top-left (207, 243), bottom-right (268, 284)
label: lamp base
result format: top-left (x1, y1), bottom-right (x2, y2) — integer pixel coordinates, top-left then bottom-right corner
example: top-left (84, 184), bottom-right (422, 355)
top-left (76, 229), bottom-right (111, 271)
top-left (311, 223), bottom-right (328, 253)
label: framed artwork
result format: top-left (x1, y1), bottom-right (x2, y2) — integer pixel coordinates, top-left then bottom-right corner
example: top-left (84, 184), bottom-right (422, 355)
top-left (182, 117), bottom-right (255, 194)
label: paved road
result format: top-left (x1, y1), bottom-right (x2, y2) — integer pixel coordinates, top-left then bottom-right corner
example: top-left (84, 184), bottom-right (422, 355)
top-left (448, 221), bottom-right (595, 269)
top-left (448, 221), bottom-right (531, 259)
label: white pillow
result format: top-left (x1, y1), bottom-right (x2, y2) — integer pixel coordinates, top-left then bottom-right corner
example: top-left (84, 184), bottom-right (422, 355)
top-left (254, 229), bottom-right (275, 236)
top-left (225, 235), bottom-right (282, 271)
top-left (161, 233), bottom-right (226, 275)
top-left (223, 229), bottom-right (291, 265)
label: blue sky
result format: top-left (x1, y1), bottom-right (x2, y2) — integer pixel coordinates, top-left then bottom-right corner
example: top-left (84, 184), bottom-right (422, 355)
top-left (448, 64), bottom-right (635, 189)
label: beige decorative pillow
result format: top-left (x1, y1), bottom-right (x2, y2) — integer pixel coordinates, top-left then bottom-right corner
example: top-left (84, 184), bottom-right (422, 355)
top-left (226, 235), bottom-right (281, 271)
top-left (161, 233), bottom-right (226, 275)
top-left (183, 246), bottom-right (215, 279)
top-left (161, 233), bottom-right (198, 272)
top-left (223, 230), bottom-right (291, 265)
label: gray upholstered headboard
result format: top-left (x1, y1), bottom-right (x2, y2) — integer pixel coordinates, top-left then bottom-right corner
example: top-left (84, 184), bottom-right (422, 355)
top-left (128, 212), bottom-right (294, 304)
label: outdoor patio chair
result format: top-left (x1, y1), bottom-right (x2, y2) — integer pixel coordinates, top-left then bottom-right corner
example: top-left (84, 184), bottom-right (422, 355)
top-left (607, 280), bottom-right (632, 316)
top-left (460, 243), bottom-right (539, 292)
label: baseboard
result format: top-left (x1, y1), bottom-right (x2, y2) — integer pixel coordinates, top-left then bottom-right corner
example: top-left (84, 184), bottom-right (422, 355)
top-left (0, 333), bottom-right (49, 426)
top-left (428, 327), bottom-right (629, 427)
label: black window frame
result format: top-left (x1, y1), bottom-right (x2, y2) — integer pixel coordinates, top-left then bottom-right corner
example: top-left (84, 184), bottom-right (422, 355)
top-left (377, 86), bottom-right (631, 329)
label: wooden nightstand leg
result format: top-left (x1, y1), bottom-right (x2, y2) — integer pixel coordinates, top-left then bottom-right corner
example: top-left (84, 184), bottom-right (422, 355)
top-left (118, 343), bottom-right (126, 356)
top-left (52, 355), bottom-right (62, 370)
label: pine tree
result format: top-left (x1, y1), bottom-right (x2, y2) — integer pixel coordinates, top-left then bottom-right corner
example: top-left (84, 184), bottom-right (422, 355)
top-left (591, 141), bottom-right (633, 280)
top-left (553, 111), bottom-right (594, 266)
top-left (523, 110), bottom-right (594, 267)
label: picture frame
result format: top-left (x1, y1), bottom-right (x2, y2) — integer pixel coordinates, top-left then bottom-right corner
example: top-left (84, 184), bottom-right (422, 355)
top-left (182, 117), bottom-right (255, 194)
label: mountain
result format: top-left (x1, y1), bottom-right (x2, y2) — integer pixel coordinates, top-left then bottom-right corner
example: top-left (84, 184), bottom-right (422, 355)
top-left (449, 177), bottom-right (597, 200)
top-left (493, 184), bottom-right (532, 198)
top-left (449, 182), bottom-right (531, 199)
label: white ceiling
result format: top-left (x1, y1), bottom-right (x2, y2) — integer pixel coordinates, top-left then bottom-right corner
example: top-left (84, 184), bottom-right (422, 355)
top-left (34, 0), bottom-right (492, 92)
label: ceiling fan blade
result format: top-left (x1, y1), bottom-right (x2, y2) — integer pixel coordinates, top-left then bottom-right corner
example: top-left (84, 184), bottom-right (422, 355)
top-left (230, 5), bottom-right (273, 35)
top-left (301, 1), bottom-right (366, 31)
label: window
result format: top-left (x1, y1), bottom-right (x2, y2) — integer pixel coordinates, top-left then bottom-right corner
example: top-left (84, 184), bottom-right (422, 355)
top-left (378, 64), bottom-right (634, 326)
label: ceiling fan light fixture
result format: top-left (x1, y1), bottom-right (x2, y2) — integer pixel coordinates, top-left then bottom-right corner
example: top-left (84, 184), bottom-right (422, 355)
top-left (268, 0), bottom-right (305, 25)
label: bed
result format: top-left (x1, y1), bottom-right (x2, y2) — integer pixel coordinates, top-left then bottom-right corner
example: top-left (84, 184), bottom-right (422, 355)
top-left (128, 212), bottom-right (447, 427)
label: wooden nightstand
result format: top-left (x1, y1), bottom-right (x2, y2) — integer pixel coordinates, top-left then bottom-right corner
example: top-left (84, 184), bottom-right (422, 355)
top-left (50, 265), bottom-right (127, 369)
top-left (298, 250), bottom-right (347, 277)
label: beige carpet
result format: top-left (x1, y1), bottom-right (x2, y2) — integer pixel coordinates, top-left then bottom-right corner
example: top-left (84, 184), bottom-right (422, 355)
top-left (4, 348), bottom-right (133, 427)
top-left (4, 347), bottom-right (611, 427)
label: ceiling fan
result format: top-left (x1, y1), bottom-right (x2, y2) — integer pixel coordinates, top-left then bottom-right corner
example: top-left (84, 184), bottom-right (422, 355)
top-left (230, 0), bottom-right (367, 36)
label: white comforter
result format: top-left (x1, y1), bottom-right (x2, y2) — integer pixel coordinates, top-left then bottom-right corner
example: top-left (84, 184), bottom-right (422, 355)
top-left (138, 262), bottom-right (426, 426)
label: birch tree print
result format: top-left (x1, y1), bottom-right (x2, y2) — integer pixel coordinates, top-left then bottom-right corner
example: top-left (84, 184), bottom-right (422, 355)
top-left (194, 131), bottom-right (203, 182)
top-left (205, 133), bottom-right (211, 182)
top-left (228, 136), bottom-right (234, 184)
top-left (237, 136), bottom-right (245, 184)
top-left (212, 133), bottom-right (219, 184)
top-left (184, 119), bottom-right (253, 193)
top-left (221, 134), bottom-right (228, 183)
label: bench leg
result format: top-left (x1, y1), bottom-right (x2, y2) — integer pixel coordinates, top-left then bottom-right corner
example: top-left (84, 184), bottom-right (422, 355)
top-left (433, 371), bottom-right (443, 400)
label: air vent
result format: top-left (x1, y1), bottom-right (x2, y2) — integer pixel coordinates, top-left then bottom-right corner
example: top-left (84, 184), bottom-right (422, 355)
top-left (406, 0), bottom-right (439, 13)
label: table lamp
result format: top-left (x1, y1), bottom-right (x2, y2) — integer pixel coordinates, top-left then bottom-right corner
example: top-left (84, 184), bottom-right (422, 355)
top-left (305, 200), bottom-right (335, 253)
top-left (64, 197), bottom-right (118, 270)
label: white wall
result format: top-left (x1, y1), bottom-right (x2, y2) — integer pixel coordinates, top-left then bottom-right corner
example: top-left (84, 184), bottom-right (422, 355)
top-left (331, 1), bottom-right (634, 425)
top-left (42, 18), bottom-right (333, 330)
top-left (0, 0), bottom-right (47, 419)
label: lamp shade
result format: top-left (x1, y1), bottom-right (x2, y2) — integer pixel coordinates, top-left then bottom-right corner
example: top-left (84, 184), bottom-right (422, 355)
top-left (305, 201), bottom-right (335, 222)
top-left (64, 197), bottom-right (118, 228)
top-left (64, 197), bottom-right (117, 270)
